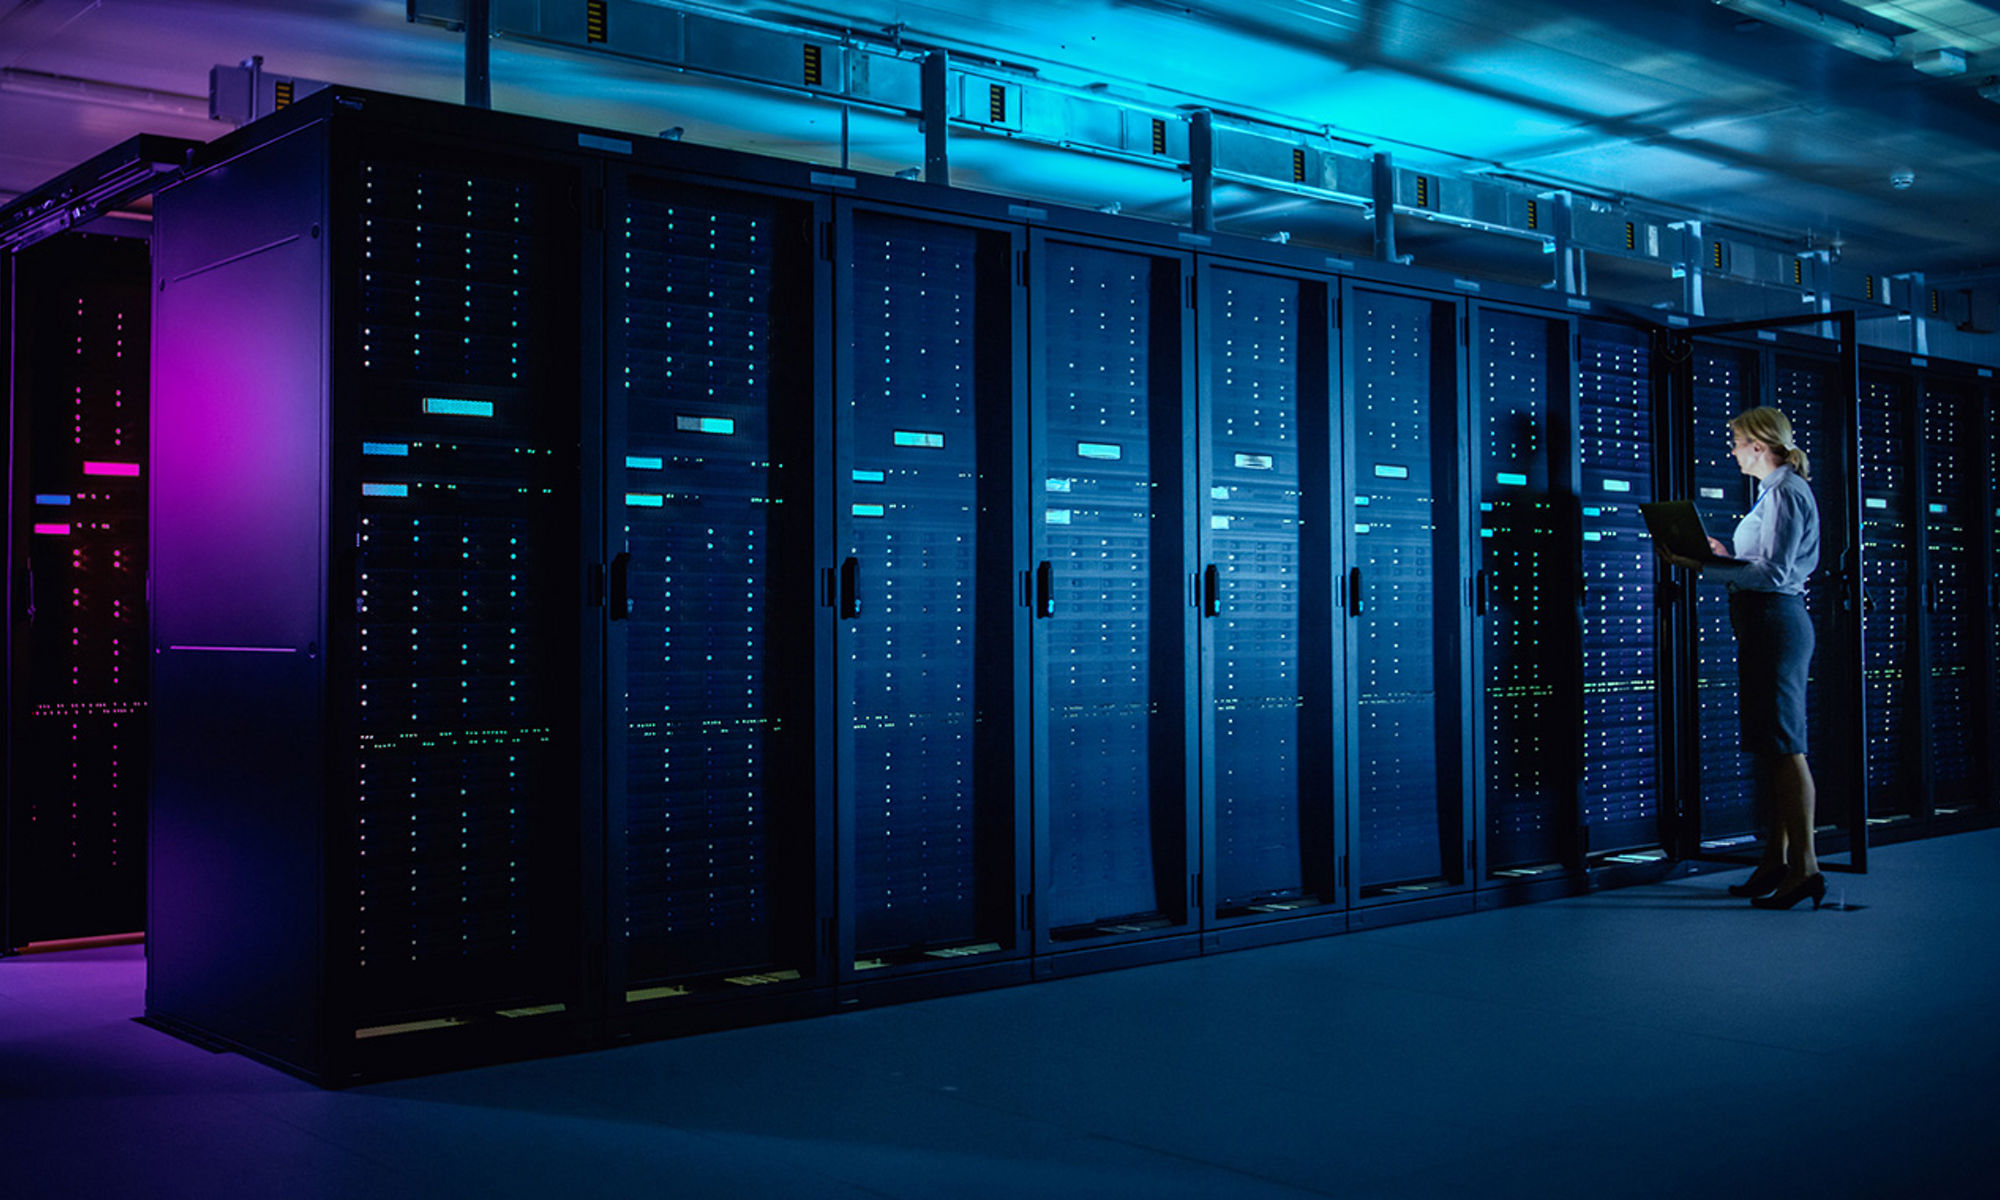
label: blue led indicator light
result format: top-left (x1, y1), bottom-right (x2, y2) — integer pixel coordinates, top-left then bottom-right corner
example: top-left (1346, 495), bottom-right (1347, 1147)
top-left (1481, 528), bottom-right (1495, 538)
top-left (1602, 479), bottom-right (1632, 493)
top-left (1583, 507), bottom-right (1601, 517)
top-left (1374, 464), bottom-right (1409, 479)
top-left (853, 503), bottom-right (886, 518)
top-left (626, 455), bottom-right (664, 470)
top-left (1234, 453), bottom-right (1274, 470)
top-left (1045, 509), bottom-right (1072, 525)
top-left (1497, 472), bottom-right (1528, 487)
top-left (1866, 498), bottom-right (1888, 510)
top-left (893, 430), bottom-right (945, 448)
top-left (1699, 487), bottom-right (1726, 500)
top-left (1211, 516), bottom-right (1231, 530)
top-left (423, 397), bottom-right (495, 417)
top-left (852, 469), bottom-right (887, 483)
top-left (1929, 502), bottom-right (1947, 514)
top-left (1078, 442), bottom-right (1123, 460)
top-left (1045, 478), bottom-right (1072, 493)
top-left (361, 482), bottom-right (409, 498)
top-left (625, 493), bottom-right (665, 508)
top-left (1584, 531), bottom-right (1603, 542)
top-left (34, 493), bottom-right (72, 506)
top-left (1354, 523), bottom-right (1371, 535)
top-left (362, 442), bottom-right (410, 456)
top-left (1354, 495), bottom-right (1370, 507)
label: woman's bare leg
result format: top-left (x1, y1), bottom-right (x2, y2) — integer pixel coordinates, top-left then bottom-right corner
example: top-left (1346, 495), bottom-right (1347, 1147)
top-left (1772, 752), bottom-right (1817, 885)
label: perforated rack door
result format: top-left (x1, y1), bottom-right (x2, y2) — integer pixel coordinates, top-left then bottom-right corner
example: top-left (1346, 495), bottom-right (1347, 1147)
top-left (1689, 347), bottom-right (1759, 845)
top-left (1921, 379), bottom-right (1979, 814)
top-left (1345, 287), bottom-right (1464, 895)
top-left (1200, 265), bottom-right (1333, 919)
top-left (1473, 309), bottom-right (1571, 878)
top-left (1031, 238), bottom-right (1191, 942)
top-left (613, 178), bottom-right (818, 994)
top-left (344, 152), bottom-right (582, 1024)
top-left (1772, 357), bottom-right (1851, 832)
top-left (8, 232), bottom-right (150, 948)
top-left (838, 209), bottom-right (1018, 970)
top-left (1858, 370), bottom-right (1920, 823)
top-left (1576, 322), bottom-right (1660, 855)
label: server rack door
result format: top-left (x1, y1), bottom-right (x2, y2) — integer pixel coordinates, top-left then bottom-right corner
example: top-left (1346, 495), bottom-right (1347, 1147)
top-left (1028, 235), bottom-right (1194, 947)
top-left (606, 175), bottom-right (824, 1004)
top-left (1198, 262), bottom-right (1335, 923)
top-left (834, 206), bottom-right (1023, 974)
top-left (7, 232), bottom-right (150, 949)
top-left (1991, 382), bottom-right (2000, 811)
top-left (1919, 377), bottom-right (1979, 816)
top-left (334, 143), bottom-right (588, 1033)
top-left (1342, 286), bottom-right (1468, 898)
top-left (1771, 355), bottom-right (1857, 839)
top-left (1857, 370), bottom-right (1920, 826)
top-left (1575, 321), bottom-right (1662, 858)
top-left (1687, 346), bottom-right (1761, 847)
top-left (1471, 306), bottom-right (1576, 880)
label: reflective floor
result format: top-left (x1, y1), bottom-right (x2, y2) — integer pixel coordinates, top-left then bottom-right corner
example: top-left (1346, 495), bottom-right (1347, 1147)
top-left (6, 831), bottom-right (1998, 1199)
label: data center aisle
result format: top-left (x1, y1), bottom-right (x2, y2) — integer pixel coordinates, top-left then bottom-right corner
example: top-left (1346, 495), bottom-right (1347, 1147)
top-left (5, 832), bottom-right (1999, 1200)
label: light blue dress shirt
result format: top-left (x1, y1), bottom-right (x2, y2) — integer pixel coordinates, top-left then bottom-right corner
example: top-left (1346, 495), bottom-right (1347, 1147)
top-left (1705, 465), bottom-right (1820, 595)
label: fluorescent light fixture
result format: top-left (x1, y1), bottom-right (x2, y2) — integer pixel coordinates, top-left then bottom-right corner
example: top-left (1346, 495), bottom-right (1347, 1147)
top-left (1716, 0), bottom-right (1899, 62)
top-left (1913, 47), bottom-right (1967, 77)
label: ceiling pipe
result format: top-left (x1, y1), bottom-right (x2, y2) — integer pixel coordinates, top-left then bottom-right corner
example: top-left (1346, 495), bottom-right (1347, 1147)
top-left (1713, 0), bottom-right (1899, 62)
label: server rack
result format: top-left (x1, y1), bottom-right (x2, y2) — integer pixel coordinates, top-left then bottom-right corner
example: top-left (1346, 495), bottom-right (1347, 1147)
top-left (1857, 366), bottom-right (1921, 829)
top-left (1026, 231), bottom-right (1196, 963)
top-left (830, 202), bottom-right (1028, 984)
top-left (148, 105), bottom-right (597, 1081)
top-left (1196, 257), bottom-right (1338, 936)
top-left (604, 170), bottom-right (831, 1022)
top-left (1575, 320), bottom-right (1668, 863)
top-left (1470, 305), bottom-right (1579, 884)
top-left (1340, 284), bottom-right (1470, 909)
top-left (4, 231), bottom-right (151, 950)
top-left (1917, 369), bottom-right (1983, 819)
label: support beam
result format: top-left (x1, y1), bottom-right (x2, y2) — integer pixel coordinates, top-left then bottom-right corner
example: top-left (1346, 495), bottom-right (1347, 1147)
top-left (1676, 220), bottom-right (1704, 318)
top-left (1189, 109), bottom-right (1214, 236)
top-left (1370, 151), bottom-right (1397, 264)
top-left (465, 0), bottom-right (491, 110)
top-left (922, 51), bottom-right (948, 185)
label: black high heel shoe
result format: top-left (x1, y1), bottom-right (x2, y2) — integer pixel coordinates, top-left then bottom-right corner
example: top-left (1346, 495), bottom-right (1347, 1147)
top-left (1728, 862), bottom-right (1787, 898)
top-left (1751, 873), bottom-right (1827, 910)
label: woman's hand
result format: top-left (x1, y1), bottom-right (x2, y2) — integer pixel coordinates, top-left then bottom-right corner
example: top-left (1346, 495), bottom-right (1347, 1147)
top-left (1707, 536), bottom-right (1730, 557)
top-left (1653, 542), bottom-right (1701, 572)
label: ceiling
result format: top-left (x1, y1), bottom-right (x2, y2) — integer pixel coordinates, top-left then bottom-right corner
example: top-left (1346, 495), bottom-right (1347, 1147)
top-left (6, 0), bottom-right (2000, 295)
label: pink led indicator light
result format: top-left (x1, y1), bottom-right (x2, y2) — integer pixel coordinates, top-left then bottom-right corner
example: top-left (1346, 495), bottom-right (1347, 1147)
top-left (33, 523), bottom-right (73, 536)
top-left (82, 461), bottom-right (141, 477)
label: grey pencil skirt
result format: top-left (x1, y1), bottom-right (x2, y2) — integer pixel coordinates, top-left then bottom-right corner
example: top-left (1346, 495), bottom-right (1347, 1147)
top-left (1729, 589), bottom-right (1814, 756)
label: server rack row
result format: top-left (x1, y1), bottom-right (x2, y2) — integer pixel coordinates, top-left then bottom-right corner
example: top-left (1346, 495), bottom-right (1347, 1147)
top-left (137, 91), bottom-right (1994, 1082)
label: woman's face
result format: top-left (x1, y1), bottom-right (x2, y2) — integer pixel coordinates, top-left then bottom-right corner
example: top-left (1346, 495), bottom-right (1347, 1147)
top-left (1730, 428), bottom-right (1773, 476)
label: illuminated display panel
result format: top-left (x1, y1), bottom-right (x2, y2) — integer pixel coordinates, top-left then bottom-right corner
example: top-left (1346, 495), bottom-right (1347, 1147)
top-left (1921, 380), bottom-right (1978, 812)
top-left (1690, 347), bottom-right (1758, 843)
top-left (1859, 371), bottom-right (1919, 821)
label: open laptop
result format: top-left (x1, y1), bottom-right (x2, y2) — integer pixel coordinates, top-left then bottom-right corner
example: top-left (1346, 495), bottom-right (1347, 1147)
top-left (1639, 500), bottom-right (1749, 566)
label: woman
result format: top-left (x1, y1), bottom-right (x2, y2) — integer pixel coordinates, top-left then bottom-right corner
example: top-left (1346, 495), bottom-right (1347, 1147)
top-left (1656, 407), bottom-right (1825, 910)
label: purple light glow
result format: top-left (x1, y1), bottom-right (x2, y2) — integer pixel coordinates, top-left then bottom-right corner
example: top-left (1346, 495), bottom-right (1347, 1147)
top-left (83, 461), bottom-right (142, 477)
top-left (34, 523), bottom-right (74, 536)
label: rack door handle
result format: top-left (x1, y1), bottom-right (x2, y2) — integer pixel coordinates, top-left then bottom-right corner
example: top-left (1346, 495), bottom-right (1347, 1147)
top-left (1202, 563), bottom-right (1221, 617)
top-left (1348, 566), bottom-right (1364, 616)
top-left (1474, 568), bottom-right (1489, 616)
top-left (608, 551), bottom-right (632, 620)
top-left (839, 556), bottom-right (861, 620)
top-left (1034, 561), bottom-right (1055, 618)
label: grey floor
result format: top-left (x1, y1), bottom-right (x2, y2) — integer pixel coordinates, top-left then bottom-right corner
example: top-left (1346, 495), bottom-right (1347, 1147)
top-left (6, 833), bottom-right (1999, 1200)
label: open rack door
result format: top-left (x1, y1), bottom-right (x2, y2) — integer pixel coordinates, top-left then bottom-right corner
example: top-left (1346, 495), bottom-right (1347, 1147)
top-left (1663, 311), bottom-right (1866, 876)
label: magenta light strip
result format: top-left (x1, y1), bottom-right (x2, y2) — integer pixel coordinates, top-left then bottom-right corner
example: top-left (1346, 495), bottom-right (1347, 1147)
top-left (33, 523), bottom-right (73, 536)
top-left (83, 461), bottom-right (142, 477)
top-left (166, 645), bottom-right (299, 654)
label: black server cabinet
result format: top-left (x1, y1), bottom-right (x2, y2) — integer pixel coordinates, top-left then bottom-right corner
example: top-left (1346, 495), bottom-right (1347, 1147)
top-left (1197, 260), bottom-right (1337, 928)
top-left (148, 110), bottom-right (594, 1081)
top-left (1918, 373), bottom-right (1982, 817)
top-left (1857, 369), bottom-right (1920, 826)
top-left (1471, 306), bottom-right (1578, 881)
top-left (1027, 233), bottom-right (1195, 954)
top-left (604, 172), bottom-right (829, 1014)
top-left (1575, 321), bottom-right (1663, 858)
top-left (832, 204), bottom-right (1026, 979)
top-left (1341, 285), bottom-right (1469, 900)
top-left (1687, 345), bottom-right (1761, 845)
top-left (5, 231), bottom-right (150, 950)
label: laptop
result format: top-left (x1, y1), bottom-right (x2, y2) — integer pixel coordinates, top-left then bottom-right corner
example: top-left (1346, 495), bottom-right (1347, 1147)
top-left (1639, 500), bottom-right (1749, 566)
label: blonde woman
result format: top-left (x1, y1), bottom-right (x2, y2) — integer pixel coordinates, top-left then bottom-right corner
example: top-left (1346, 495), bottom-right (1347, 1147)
top-left (1656, 407), bottom-right (1825, 909)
